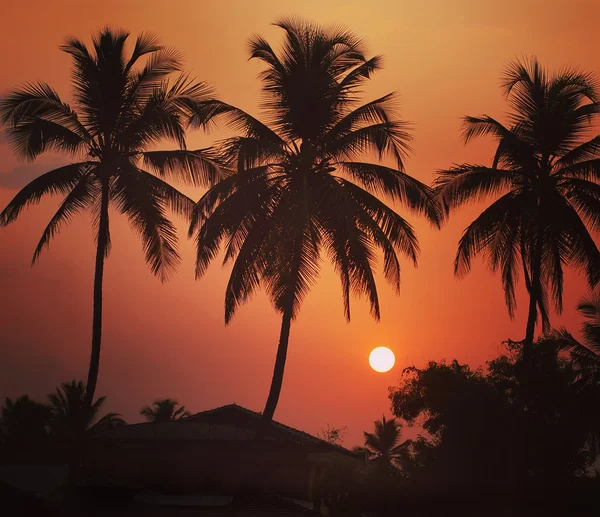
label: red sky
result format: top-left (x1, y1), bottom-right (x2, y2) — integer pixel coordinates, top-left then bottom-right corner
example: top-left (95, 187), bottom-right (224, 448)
top-left (0, 0), bottom-right (599, 447)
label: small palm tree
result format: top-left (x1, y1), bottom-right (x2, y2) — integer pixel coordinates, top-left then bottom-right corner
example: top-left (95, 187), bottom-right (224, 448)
top-left (140, 398), bottom-right (190, 422)
top-left (0, 28), bottom-right (224, 408)
top-left (48, 380), bottom-right (125, 440)
top-left (0, 395), bottom-right (51, 446)
top-left (191, 19), bottom-right (441, 429)
top-left (353, 416), bottom-right (409, 470)
top-left (435, 57), bottom-right (600, 365)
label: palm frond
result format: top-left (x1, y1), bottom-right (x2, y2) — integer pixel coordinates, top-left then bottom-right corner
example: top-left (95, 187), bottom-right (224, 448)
top-left (32, 171), bottom-right (99, 264)
top-left (454, 192), bottom-right (524, 278)
top-left (434, 165), bottom-right (516, 213)
top-left (142, 148), bottom-right (224, 187)
top-left (0, 162), bottom-right (92, 226)
top-left (111, 165), bottom-right (180, 282)
top-left (125, 32), bottom-right (164, 71)
top-left (327, 121), bottom-right (412, 168)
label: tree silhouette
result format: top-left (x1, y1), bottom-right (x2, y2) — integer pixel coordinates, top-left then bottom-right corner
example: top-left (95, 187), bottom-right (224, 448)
top-left (0, 29), bottom-right (224, 409)
top-left (435, 57), bottom-right (600, 365)
top-left (48, 381), bottom-right (125, 440)
top-left (552, 291), bottom-right (600, 370)
top-left (353, 416), bottom-right (409, 470)
top-left (47, 380), bottom-right (124, 491)
top-left (0, 395), bottom-right (51, 448)
top-left (140, 398), bottom-right (190, 422)
top-left (190, 18), bottom-right (441, 430)
top-left (578, 292), bottom-right (600, 346)
top-left (318, 424), bottom-right (347, 445)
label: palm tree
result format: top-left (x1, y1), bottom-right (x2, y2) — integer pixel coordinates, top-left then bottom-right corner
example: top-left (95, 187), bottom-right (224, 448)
top-left (577, 291), bottom-right (600, 352)
top-left (352, 416), bottom-right (409, 470)
top-left (140, 398), bottom-right (190, 422)
top-left (552, 291), bottom-right (600, 370)
top-left (48, 380), bottom-right (124, 490)
top-left (0, 395), bottom-right (51, 446)
top-left (435, 57), bottom-right (600, 365)
top-left (48, 380), bottom-right (125, 440)
top-left (190, 19), bottom-right (441, 429)
top-left (0, 29), bottom-right (224, 408)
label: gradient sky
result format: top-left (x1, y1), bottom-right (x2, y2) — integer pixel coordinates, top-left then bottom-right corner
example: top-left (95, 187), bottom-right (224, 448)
top-left (1, 0), bottom-right (599, 447)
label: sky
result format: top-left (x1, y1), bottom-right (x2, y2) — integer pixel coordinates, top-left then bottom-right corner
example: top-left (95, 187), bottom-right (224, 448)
top-left (0, 0), bottom-right (599, 447)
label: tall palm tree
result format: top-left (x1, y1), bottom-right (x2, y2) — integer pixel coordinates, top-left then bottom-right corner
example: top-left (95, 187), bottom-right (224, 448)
top-left (435, 58), bottom-right (600, 365)
top-left (352, 416), bottom-right (409, 470)
top-left (190, 19), bottom-right (441, 429)
top-left (48, 381), bottom-right (125, 439)
top-left (0, 29), bottom-right (224, 408)
top-left (140, 398), bottom-right (190, 422)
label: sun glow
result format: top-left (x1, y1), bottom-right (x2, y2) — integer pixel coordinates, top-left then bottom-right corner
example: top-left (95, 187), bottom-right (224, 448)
top-left (369, 347), bottom-right (395, 373)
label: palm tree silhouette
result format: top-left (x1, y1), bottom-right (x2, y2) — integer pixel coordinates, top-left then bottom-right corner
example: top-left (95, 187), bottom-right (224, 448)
top-left (48, 380), bottom-right (125, 440)
top-left (190, 19), bottom-right (441, 430)
top-left (0, 29), bottom-right (224, 408)
top-left (435, 57), bottom-right (600, 365)
top-left (353, 416), bottom-right (409, 470)
top-left (48, 380), bottom-right (124, 490)
top-left (553, 291), bottom-right (600, 369)
top-left (140, 398), bottom-right (190, 422)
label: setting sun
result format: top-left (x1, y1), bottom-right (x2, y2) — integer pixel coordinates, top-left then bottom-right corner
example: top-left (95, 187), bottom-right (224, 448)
top-left (368, 347), bottom-right (395, 373)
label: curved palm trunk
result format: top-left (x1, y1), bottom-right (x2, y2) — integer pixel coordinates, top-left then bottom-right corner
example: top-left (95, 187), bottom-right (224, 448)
top-left (84, 179), bottom-right (109, 409)
top-left (257, 305), bottom-right (293, 439)
top-left (523, 239), bottom-right (543, 370)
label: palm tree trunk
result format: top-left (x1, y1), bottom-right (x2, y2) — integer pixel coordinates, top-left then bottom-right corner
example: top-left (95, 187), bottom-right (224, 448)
top-left (523, 239), bottom-right (542, 369)
top-left (84, 179), bottom-right (109, 409)
top-left (257, 305), bottom-right (294, 439)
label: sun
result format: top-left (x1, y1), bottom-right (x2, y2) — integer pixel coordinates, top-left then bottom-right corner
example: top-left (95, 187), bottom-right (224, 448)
top-left (369, 347), bottom-right (395, 373)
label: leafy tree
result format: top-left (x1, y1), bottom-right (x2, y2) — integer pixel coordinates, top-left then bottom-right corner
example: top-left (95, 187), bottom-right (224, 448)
top-left (389, 341), bottom-right (600, 489)
top-left (140, 398), bottom-right (190, 422)
top-left (0, 28), bottom-right (224, 408)
top-left (191, 18), bottom-right (441, 430)
top-left (435, 58), bottom-right (600, 365)
top-left (0, 395), bottom-right (51, 448)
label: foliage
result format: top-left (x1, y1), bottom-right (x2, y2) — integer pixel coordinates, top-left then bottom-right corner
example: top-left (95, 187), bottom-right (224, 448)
top-left (0, 395), bottom-right (51, 447)
top-left (318, 424), bottom-right (347, 445)
top-left (140, 398), bottom-right (190, 422)
top-left (552, 289), bottom-right (600, 371)
top-left (353, 416), bottom-right (410, 472)
top-left (0, 27), bottom-right (218, 280)
top-left (48, 380), bottom-right (125, 441)
top-left (435, 58), bottom-right (600, 351)
top-left (389, 340), bottom-right (600, 490)
top-left (0, 28), bottom-right (225, 406)
top-left (191, 17), bottom-right (441, 423)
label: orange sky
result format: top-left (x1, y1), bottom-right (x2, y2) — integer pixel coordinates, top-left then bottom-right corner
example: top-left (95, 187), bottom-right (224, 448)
top-left (1, 0), bottom-right (599, 447)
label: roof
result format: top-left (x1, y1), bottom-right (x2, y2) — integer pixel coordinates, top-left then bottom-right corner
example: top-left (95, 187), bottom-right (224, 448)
top-left (91, 420), bottom-right (258, 442)
top-left (93, 404), bottom-right (363, 453)
top-left (185, 404), bottom-right (358, 458)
